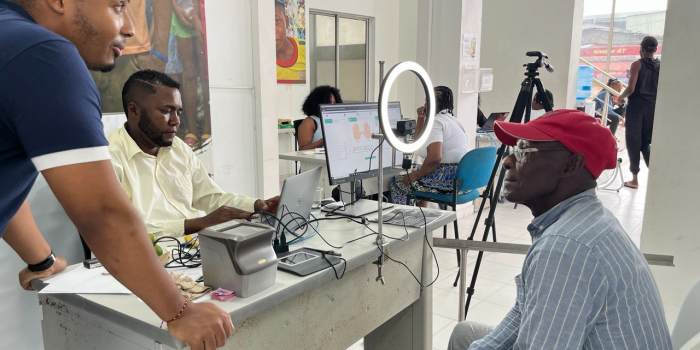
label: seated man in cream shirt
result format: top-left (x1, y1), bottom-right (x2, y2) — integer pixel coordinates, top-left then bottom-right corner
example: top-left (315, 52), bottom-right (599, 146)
top-left (108, 70), bottom-right (278, 237)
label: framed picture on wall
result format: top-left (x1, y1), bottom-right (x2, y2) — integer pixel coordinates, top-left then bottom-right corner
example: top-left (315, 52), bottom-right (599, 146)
top-left (90, 0), bottom-right (212, 153)
top-left (275, 0), bottom-right (307, 84)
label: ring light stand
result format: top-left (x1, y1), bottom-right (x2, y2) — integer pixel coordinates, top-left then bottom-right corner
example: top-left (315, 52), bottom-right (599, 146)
top-left (373, 61), bottom-right (436, 284)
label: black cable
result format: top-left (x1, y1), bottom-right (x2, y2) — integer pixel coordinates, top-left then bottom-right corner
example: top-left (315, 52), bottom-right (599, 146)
top-left (323, 191), bottom-right (362, 217)
top-left (373, 210), bottom-right (411, 241)
top-left (319, 185), bottom-right (350, 216)
top-left (308, 203), bottom-right (439, 288)
top-left (372, 169), bottom-right (440, 288)
top-left (154, 236), bottom-right (202, 269)
top-left (322, 255), bottom-right (347, 280)
top-left (249, 208), bottom-right (323, 248)
top-left (284, 211), bottom-right (316, 244)
top-left (305, 217), bottom-right (375, 249)
top-left (279, 205), bottom-right (308, 236)
top-left (248, 206), bottom-right (308, 241)
top-left (348, 138), bottom-right (384, 177)
top-left (244, 191), bottom-right (439, 288)
top-left (325, 139), bottom-right (385, 216)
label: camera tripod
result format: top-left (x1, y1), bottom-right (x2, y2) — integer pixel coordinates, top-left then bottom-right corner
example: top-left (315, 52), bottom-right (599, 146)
top-left (460, 51), bottom-right (554, 318)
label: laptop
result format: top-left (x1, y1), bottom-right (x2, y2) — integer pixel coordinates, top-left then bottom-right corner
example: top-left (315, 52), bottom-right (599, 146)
top-left (480, 112), bottom-right (510, 132)
top-left (263, 167), bottom-right (322, 235)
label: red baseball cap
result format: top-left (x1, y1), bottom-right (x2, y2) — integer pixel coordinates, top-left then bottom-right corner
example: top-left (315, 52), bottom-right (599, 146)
top-left (494, 109), bottom-right (617, 178)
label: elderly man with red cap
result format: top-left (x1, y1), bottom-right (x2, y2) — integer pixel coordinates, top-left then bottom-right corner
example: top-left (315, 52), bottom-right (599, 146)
top-left (448, 110), bottom-right (671, 350)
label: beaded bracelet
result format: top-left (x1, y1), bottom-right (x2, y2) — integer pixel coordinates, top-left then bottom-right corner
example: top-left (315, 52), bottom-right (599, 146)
top-left (160, 299), bottom-right (189, 328)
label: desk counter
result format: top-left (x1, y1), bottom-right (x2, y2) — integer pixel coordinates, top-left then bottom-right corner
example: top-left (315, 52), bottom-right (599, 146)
top-left (38, 205), bottom-right (456, 350)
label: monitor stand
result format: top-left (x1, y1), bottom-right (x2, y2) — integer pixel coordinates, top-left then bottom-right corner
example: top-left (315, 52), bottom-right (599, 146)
top-left (321, 199), bottom-right (393, 218)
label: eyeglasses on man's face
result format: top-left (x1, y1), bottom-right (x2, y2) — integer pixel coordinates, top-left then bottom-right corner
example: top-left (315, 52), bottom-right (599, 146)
top-left (510, 145), bottom-right (569, 162)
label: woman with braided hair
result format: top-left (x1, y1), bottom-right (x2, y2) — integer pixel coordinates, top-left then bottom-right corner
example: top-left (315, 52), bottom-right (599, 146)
top-left (390, 86), bottom-right (469, 206)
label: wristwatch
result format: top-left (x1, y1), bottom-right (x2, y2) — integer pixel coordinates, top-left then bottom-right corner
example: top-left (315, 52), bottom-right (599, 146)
top-left (27, 251), bottom-right (56, 272)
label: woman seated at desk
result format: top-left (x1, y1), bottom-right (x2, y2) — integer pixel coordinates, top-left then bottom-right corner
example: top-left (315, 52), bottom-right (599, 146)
top-left (297, 85), bottom-right (343, 150)
top-left (390, 86), bottom-right (468, 206)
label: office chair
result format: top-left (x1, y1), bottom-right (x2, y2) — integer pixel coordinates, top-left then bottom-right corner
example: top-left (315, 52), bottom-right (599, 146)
top-left (412, 147), bottom-right (497, 287)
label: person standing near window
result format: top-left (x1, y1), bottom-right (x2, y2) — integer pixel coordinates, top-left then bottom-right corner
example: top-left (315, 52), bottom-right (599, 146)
top-left (618, 36), bottom-right (660, 189)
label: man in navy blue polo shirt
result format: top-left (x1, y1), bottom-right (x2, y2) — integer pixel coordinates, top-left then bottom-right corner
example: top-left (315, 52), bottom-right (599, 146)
top-left (0, 1), bottom-right (232, 348)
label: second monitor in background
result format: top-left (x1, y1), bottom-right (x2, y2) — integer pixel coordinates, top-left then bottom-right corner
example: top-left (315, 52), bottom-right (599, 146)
top-left (318, 102), bottom-right (404, 217)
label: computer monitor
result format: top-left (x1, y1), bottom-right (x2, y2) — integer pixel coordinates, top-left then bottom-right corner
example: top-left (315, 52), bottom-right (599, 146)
top-left (319, 102), bottom-right (403, 186)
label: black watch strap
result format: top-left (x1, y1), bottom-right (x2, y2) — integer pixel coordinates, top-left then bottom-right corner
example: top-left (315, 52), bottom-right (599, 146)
top-left (28, 251), bottom-right (56, 272)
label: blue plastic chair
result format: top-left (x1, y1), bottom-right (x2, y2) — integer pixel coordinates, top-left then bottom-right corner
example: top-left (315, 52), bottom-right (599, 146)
top-left (412, 146), bottom-right (498, 286)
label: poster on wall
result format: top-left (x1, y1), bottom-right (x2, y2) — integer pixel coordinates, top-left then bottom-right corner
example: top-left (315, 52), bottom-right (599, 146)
top-left (90, 0), bottom-right (212, 157)
top-left (462, 33), bottom-right (477, 60)
top-left (275, 0), bottom-right (307, 84)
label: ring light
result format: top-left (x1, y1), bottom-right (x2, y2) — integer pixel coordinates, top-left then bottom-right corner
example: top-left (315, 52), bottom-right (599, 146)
top-left (378, 61), bottom-right (436, 154)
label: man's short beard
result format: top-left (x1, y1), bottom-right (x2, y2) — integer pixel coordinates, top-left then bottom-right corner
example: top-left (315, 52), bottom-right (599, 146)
top-left (97, 62), bottom-right (117, 73)
top-left (72, 2), bottom-right (117, 73)
top-left (138, 110), bottom-right (173, 147)
top-left (87, 61), bottom-right (116, 72)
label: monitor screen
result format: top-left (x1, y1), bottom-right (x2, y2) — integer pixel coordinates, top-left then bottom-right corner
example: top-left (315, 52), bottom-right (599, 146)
top-left (319, 102), bottom-right (403, 185)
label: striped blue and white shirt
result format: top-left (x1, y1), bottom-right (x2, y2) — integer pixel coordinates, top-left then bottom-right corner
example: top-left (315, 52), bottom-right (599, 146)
top-left (470, 189), bottom-right (672, 349)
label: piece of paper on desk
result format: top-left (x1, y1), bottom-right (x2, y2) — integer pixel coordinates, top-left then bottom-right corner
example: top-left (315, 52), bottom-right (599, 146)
top-left (39, 266), bottom-right (131, 295)
top-left (39, 266), bottom-right (205, 295)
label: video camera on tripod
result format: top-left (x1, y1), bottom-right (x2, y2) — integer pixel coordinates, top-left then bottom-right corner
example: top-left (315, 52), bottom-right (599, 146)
top-left (525, 51), bottom-right (554, 73)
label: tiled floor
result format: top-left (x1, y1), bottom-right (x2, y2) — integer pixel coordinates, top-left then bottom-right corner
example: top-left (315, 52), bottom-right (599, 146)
top-left (348, 153), bottom-right (649, 350)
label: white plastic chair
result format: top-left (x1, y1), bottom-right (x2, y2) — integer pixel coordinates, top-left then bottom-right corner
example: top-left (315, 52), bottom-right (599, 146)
top-left (672, 279), bottom-right (700, 350)
top-left (679, 333), bottom-right (700, 350)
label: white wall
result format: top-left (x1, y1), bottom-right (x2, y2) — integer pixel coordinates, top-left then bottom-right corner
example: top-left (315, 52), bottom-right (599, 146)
top-left (427, 0), bottom-right (481, 138)
top-left (426, 0), bottom-right (482, 217)
top-left (206, 0), bottom-right (263, 198)
top-left (251, 0), bottom-right (281, 198)
top-left (276, 0), bottom-right (421, 182)
top-left (640, 0), bottom-right (700, 327)
top-left (396, 0), bottom-right (421, 114)
top-left (480, 0), bottom-right (584, 114)
top-left (276, 0), bottom-right (404, 123)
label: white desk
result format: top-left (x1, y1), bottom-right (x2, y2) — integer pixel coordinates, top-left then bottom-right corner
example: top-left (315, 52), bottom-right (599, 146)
top-left (37, 204), bottom-right (456, 350)
top-left (278, 129), bottom-right (297, 183)
top-left (279, 151), bottom-right (403, 201)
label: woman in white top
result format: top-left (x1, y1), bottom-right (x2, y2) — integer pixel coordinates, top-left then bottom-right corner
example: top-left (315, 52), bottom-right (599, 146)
top-left (391, 86), bottom-right (469, 206)
top-left (297, 85), bottom-right (343, 150)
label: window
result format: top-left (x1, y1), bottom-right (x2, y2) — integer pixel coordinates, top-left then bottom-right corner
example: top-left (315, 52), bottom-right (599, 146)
top-left (309, 10), bottom-right (370, 102)
top-left (580, 0), bottom-right (666, 85)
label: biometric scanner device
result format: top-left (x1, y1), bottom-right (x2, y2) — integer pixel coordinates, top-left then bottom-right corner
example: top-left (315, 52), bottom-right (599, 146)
top-left (198, 221), bottom-right (277, 298)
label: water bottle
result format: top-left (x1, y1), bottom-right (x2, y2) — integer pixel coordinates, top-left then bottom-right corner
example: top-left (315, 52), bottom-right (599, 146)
top-left (576, 66), bottom-right (594, 102)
